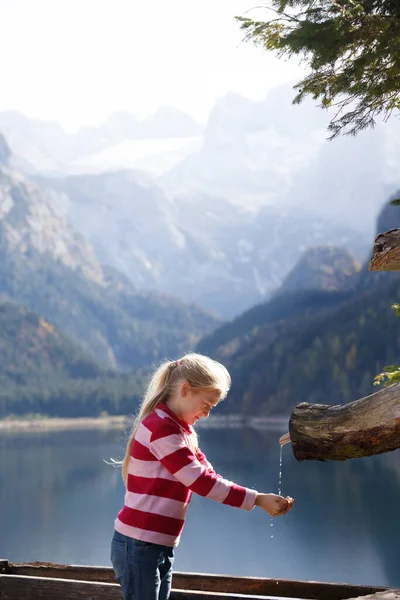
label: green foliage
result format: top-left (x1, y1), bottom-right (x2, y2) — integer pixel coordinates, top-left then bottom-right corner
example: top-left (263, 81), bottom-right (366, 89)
top-left (0, 301), bottom-right (145, 418)
top-left (0, 239), bottom-right (218, 370)
top-left (0, 375), bottom-right (144, 419)
top-left (237, 1), bottom-right (400, 138)
top-left (202, 278), bottom-right (400, 415)
top-left (197, 288), bottom-right (351, 357)
top-left (374, 303), bottom-right (400, 385)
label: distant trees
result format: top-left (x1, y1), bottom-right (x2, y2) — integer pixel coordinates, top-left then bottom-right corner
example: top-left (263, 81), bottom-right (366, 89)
top-left (0, 375), bottom-right (143, 418)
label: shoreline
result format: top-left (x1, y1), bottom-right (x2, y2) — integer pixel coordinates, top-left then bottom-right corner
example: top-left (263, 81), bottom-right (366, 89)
top-left (0, 414), bottom-right (289, 433)
top-left (0, 415), bottom-right (129, 432)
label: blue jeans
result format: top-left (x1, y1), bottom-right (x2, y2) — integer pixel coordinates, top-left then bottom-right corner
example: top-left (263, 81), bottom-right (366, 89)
top-left (110, 530), bottom-right (175, 600)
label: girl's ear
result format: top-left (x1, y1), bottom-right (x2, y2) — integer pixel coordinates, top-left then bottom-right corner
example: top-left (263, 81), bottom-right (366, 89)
top-left (181, 381), bottom-right (190, 397)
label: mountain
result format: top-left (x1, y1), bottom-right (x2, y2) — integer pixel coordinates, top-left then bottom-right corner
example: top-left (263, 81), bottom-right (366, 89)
top-left (0, 134), bottom-right (11, 165)
top-left (35, 171), bottom-right (370, 318)
top-left (0, 132), bottom-right (219, 370)
top-left (285, 123), bottom-right (389, 234)
top-left (196, 288), bottom-right (352, 360)
top-left (139, 107), bottom-right (203, 139)
top-left (157, 85), bottom-right (393, 233)
top-left (158, 90), bottom-right (317, 206)
top-left (220, 276), bottom-right (400, 416)
top-left (275, 246), bottom-right (361, 296)
top-left (0, 300), bottom-right (145, 418)
top-left (376, 195), bottom-right (400, 232)
top-left (69, 108), bottom-right (204, 175)
top-left (1, 87), bottom-right (398, 237)
top-left (0, 111), bottom-right (69, 172)
top-left (0, 301), bottom-right (101, 386)
top-left (197, 245), bottom-right (357, 358)
top-left (196, 200), bottom-right (400, 416)
top-left (0, 108), bottom-right (203, 174)
top-left (68, 136), bottom-right (202, 176)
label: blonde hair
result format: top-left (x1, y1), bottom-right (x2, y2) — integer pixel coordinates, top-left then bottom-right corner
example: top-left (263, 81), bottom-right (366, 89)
top-left (121, 353), bottom-right (231, 485)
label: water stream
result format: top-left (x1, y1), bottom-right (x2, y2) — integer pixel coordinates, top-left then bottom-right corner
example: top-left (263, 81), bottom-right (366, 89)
top-left (270, 444), bottom-right (284, 538)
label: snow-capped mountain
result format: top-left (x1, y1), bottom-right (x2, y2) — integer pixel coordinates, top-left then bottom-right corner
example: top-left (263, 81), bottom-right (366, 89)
top-left (37, 170), bottom-right (371, 318)
top-left (0, 107), bottom-right (203, 174)
top-left (1, 83), bottom-right (396, 319)
top-left (2, 85), bottom-right (398, 237)
top-left (158, 86), bottom-right (394, 233)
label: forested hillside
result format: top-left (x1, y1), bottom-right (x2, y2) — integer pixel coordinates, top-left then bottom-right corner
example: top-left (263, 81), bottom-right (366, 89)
top-left (0, 301), bottom-right (144, 418)
top-left (199, 201), bottom-right (400, 416)
top-left (0, 132), bottom-right (219, 370)
top-left (222, 277), bottom-right (400, 416)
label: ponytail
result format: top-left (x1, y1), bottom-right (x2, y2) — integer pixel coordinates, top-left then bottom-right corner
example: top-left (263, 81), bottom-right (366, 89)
top-left (121, 360), bottom-right (178, 485)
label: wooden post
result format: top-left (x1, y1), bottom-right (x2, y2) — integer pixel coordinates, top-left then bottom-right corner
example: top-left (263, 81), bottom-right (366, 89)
top-left (280, 381), bottom-right (400, 461)
top-left (3, 562), bottom-right (393, 600)
top-left (369, 228), bottom-right (400, 271)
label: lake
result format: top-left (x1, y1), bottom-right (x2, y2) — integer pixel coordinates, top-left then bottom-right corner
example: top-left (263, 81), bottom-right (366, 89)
top-left (1, 426), bottom-right (399, 588)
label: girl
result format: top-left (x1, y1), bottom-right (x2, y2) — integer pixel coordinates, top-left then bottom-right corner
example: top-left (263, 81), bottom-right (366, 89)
top-left (111, 353), bottom-right (294, 600)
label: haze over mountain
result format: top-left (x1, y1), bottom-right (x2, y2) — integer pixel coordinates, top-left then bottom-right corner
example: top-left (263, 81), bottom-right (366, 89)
top-left (197, 200), bottom-right (400, 416)
top-left (275, 246), bottom-right (361, 297)
top-left (0, 107), bottom-right (203, 174)
top-left (1, 84), bottom-right (398, 236)
top-left (37, 170), bottom-right (370, 318)
top-left (0, 133), bottom-right (218, 370)
top-left (1, 82), bottom-right (397, 323)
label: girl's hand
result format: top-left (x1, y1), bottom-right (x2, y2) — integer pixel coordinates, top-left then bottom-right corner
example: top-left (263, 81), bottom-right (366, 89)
top-left (255, 493), bottom-right (294, 517)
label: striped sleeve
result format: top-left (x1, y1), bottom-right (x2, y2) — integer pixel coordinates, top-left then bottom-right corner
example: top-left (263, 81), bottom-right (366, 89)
top-left (195, 448), bottom-right (224, 480)
top-left (196, 448), bottom-right (215, 472)
top-left (148, 422), bottom-right (257, 511)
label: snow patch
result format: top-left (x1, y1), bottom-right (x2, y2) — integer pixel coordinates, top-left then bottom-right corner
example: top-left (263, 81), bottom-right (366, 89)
top-left (68, 136), bottom-right (203, 176)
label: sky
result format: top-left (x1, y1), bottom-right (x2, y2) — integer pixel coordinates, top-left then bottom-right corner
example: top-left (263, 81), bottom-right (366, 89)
top-left (0, 0), bottom-right (304, 132)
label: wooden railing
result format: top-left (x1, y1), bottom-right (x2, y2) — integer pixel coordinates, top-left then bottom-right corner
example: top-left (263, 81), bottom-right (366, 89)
top-left (1, 560), bottom-right (399, 600)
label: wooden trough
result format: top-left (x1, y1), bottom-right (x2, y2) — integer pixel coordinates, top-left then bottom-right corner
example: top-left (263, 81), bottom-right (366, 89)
top-left (0, 560), bottom-right (399, 600)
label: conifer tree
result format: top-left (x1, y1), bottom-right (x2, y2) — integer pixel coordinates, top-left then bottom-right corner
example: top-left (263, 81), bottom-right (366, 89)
top-left (237, 1), bottom-right (400, 138)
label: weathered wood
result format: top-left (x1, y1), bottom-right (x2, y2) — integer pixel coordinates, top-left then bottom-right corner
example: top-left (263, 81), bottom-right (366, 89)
top-left (369, 229), bottom-right (400, 271)
top-left (0, 574), bottom-right (122, 600)
top-left (346, 591), bottom-right (400, 600)
top-left (173, 573), bottom-right (389, 600)
top-left (10, 563), bottom-right (115, 583)
top-left (0, 574), bottom-right (281, 600)
top-left (286, 382), bottom-right (400, 461)
top-left (6, 562), bottom-right (391, 600)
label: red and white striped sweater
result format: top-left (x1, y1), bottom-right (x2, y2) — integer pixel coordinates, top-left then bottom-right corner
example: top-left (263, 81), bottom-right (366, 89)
top-left (114, 403), bottom-right (258, 547)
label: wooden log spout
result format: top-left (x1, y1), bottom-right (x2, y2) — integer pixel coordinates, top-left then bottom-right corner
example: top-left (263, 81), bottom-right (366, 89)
top-left (369, 228), bottom-right (400, 271)
top-left (286, 382), bottom-right (400, 461)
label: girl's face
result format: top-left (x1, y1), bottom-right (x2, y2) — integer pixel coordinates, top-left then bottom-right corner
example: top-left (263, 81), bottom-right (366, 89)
top-left (178, 384), bottom-right (221, 426)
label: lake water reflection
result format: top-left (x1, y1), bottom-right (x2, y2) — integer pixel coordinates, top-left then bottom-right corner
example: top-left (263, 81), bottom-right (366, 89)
top-left (1, 427), bottom-right (399, 587)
